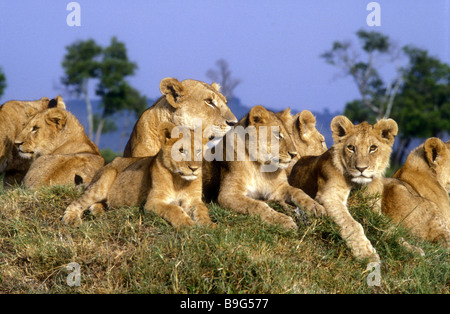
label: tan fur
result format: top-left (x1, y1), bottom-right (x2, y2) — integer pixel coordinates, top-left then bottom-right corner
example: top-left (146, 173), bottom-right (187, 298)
top-left (276, 108), bottom-right (327, 175)
top-left (0, 96), bottom-right (66, 185)
top-left (289, 116), bottom-right (398, 262)
top-left (204, 105), bottom-right (326, 230)
top-left (123, 78), bottom-right (237, 157)
top-left (382, 138), bottom-right (450, 248)
top-left (63, 123), bottom-right (213, 229)
top-left (14, 107), bottom-right (104, 188)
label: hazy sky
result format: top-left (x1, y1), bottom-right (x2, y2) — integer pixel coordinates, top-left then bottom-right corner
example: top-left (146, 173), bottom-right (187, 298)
top-left (0, 0), bottom-right (448, 114)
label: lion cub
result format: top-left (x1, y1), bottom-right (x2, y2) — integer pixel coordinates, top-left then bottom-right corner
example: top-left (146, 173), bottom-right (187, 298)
top-left (15, 107), bottom-right (104, 188)
top-left (276, 108), bottom-right (327, 175)
top-left (289, 116), bottom-right (398, 262)
top-left (63, 122), bottom-right (213, 229)
top-left (0, 95), bottom-right (66, 186)
top-left (205, 105), bottom-right (326, 230)
top-left (382, 138), bottom-right (450, 248)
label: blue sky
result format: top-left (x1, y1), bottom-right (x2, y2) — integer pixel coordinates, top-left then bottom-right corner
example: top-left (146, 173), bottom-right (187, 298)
top-left (0, 0), bottom-right (448, 114)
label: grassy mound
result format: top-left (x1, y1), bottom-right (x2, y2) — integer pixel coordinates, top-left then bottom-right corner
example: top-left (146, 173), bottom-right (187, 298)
top-left (0, 183), bottom-right (448, 293)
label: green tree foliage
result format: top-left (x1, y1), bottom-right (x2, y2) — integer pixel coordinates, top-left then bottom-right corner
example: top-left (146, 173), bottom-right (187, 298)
top-left (343, 99), bottom-right (373, 123)
top-left (390, 46), bottom-right (450, 164)
top-left (321, 30), bottom-right (402, 122)
top-left (0, 66), bottom-right (6, 101)
top-left (94, 37), bottom-right (139, 146)
top-left (322, 30), bottom-right (450, 165)
top-left (61, 39), bottom-right (102, 139)
top-left (62, 37), bottom-right (147, 147)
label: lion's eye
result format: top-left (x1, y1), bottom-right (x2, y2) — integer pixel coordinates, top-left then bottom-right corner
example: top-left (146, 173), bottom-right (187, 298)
top-left (179, 147), bottom-right (187, 154)
top-left (369, 145), bottom-right (378, 153)
top-left (32, 126), bottom-right (39, 132)
top-left (347, 145), bottom-right (355, 152)
top-left (273, 131), bottom-right (283, 139)
top-left (205, 98), bottom-right (216, 108)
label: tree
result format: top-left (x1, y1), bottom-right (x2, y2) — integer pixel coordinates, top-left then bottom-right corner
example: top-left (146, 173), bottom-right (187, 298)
top-left (321, 30), bottom-right (404, 121)
top-left (62, 37), bottom-right (146, 148)
top-left (206, 59), bottom-right (241, 99)
top-left (390, 46), bottom-right (450, 164)
top-left (322, 30), bottom-right (450, 165)
top-left (0, 66), bottom-right (6, 101)
top-left (61, 39), bottom-right (102, 139)
top-left (95, 37), bottom-right (144, 146)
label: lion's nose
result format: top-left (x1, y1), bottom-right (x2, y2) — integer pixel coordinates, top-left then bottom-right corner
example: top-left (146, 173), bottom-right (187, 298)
top-left (356, 166), bottom-right (368, 173)
top-left (188, 165), bottom-right (199, 172)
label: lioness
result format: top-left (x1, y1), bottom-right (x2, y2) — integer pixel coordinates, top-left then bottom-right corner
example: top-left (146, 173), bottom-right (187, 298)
top-left (289, 116), bottom-right (398, 262)
top-left (205, 105), bottom-right (326, 230)
top-left (123, 77), bottom-right (237, 157)
top-left (14, 107), bottom-right (105, 188)
top-left (63, 122), bottom-right (213, 229)
top-left (276, 108), bottom-right (327, 175)
top-left (0, 95), bottom-right (66, 185)
top-left (382, 137), bottom-right (450, 248)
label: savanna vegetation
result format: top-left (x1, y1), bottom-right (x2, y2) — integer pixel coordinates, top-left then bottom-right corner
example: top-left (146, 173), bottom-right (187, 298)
top-left (0, 178), bottom-right (447, 294)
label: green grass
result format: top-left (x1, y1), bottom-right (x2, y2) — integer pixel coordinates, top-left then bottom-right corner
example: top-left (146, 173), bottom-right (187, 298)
top-left (0, 182), bottom-right (448, 294)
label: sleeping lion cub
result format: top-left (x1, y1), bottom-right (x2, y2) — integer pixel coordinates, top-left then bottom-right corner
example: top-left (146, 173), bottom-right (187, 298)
top-left (382, 137), bottom-right (450, 248)
top-left (63, 122), bottom-right (213, 229)
top-left (289, 116), bottom-right (398, 262)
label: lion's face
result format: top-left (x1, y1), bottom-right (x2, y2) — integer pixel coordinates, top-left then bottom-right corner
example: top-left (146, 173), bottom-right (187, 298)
top-left (158, 123), bottom-right (206, 181)
top-left (277, 109), bottom-right (327, 159)
top-left (331, 116), bottom-right (398, 184)
top-left (160, 78), bottom-right (238, 140)
top-left (246, 105), bottom-right (297, 170)
top-left (15, 108), bottom-right (68, 159)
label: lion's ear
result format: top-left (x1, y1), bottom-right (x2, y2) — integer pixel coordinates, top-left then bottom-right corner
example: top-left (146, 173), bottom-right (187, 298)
top-left (45, 109), bottom-right (67, 130)
top-left (211, 82), bottom-right (221, 92)
top-left (374, 118), bottom-right (398, 147)
top-left (160, 78), bottom-right (185, 108)
top-left (424, 137), bottom-right (446, 166)
top-left (48, 95), bottom-right (66, 109)
top-left (297, 110), bottom-right (316, 140)
top-left (158, 122), bottom-right (176, 144)
top-left (330, 115), bottom-right (354, 143)
top-left (249, 105), bottom-right (270, 125)
top-left (277, 108), bottom-right (292, 124)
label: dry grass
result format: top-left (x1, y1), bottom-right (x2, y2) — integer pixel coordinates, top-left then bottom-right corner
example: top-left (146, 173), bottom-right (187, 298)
top-left (0, 181), bottom-right (448, 294)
